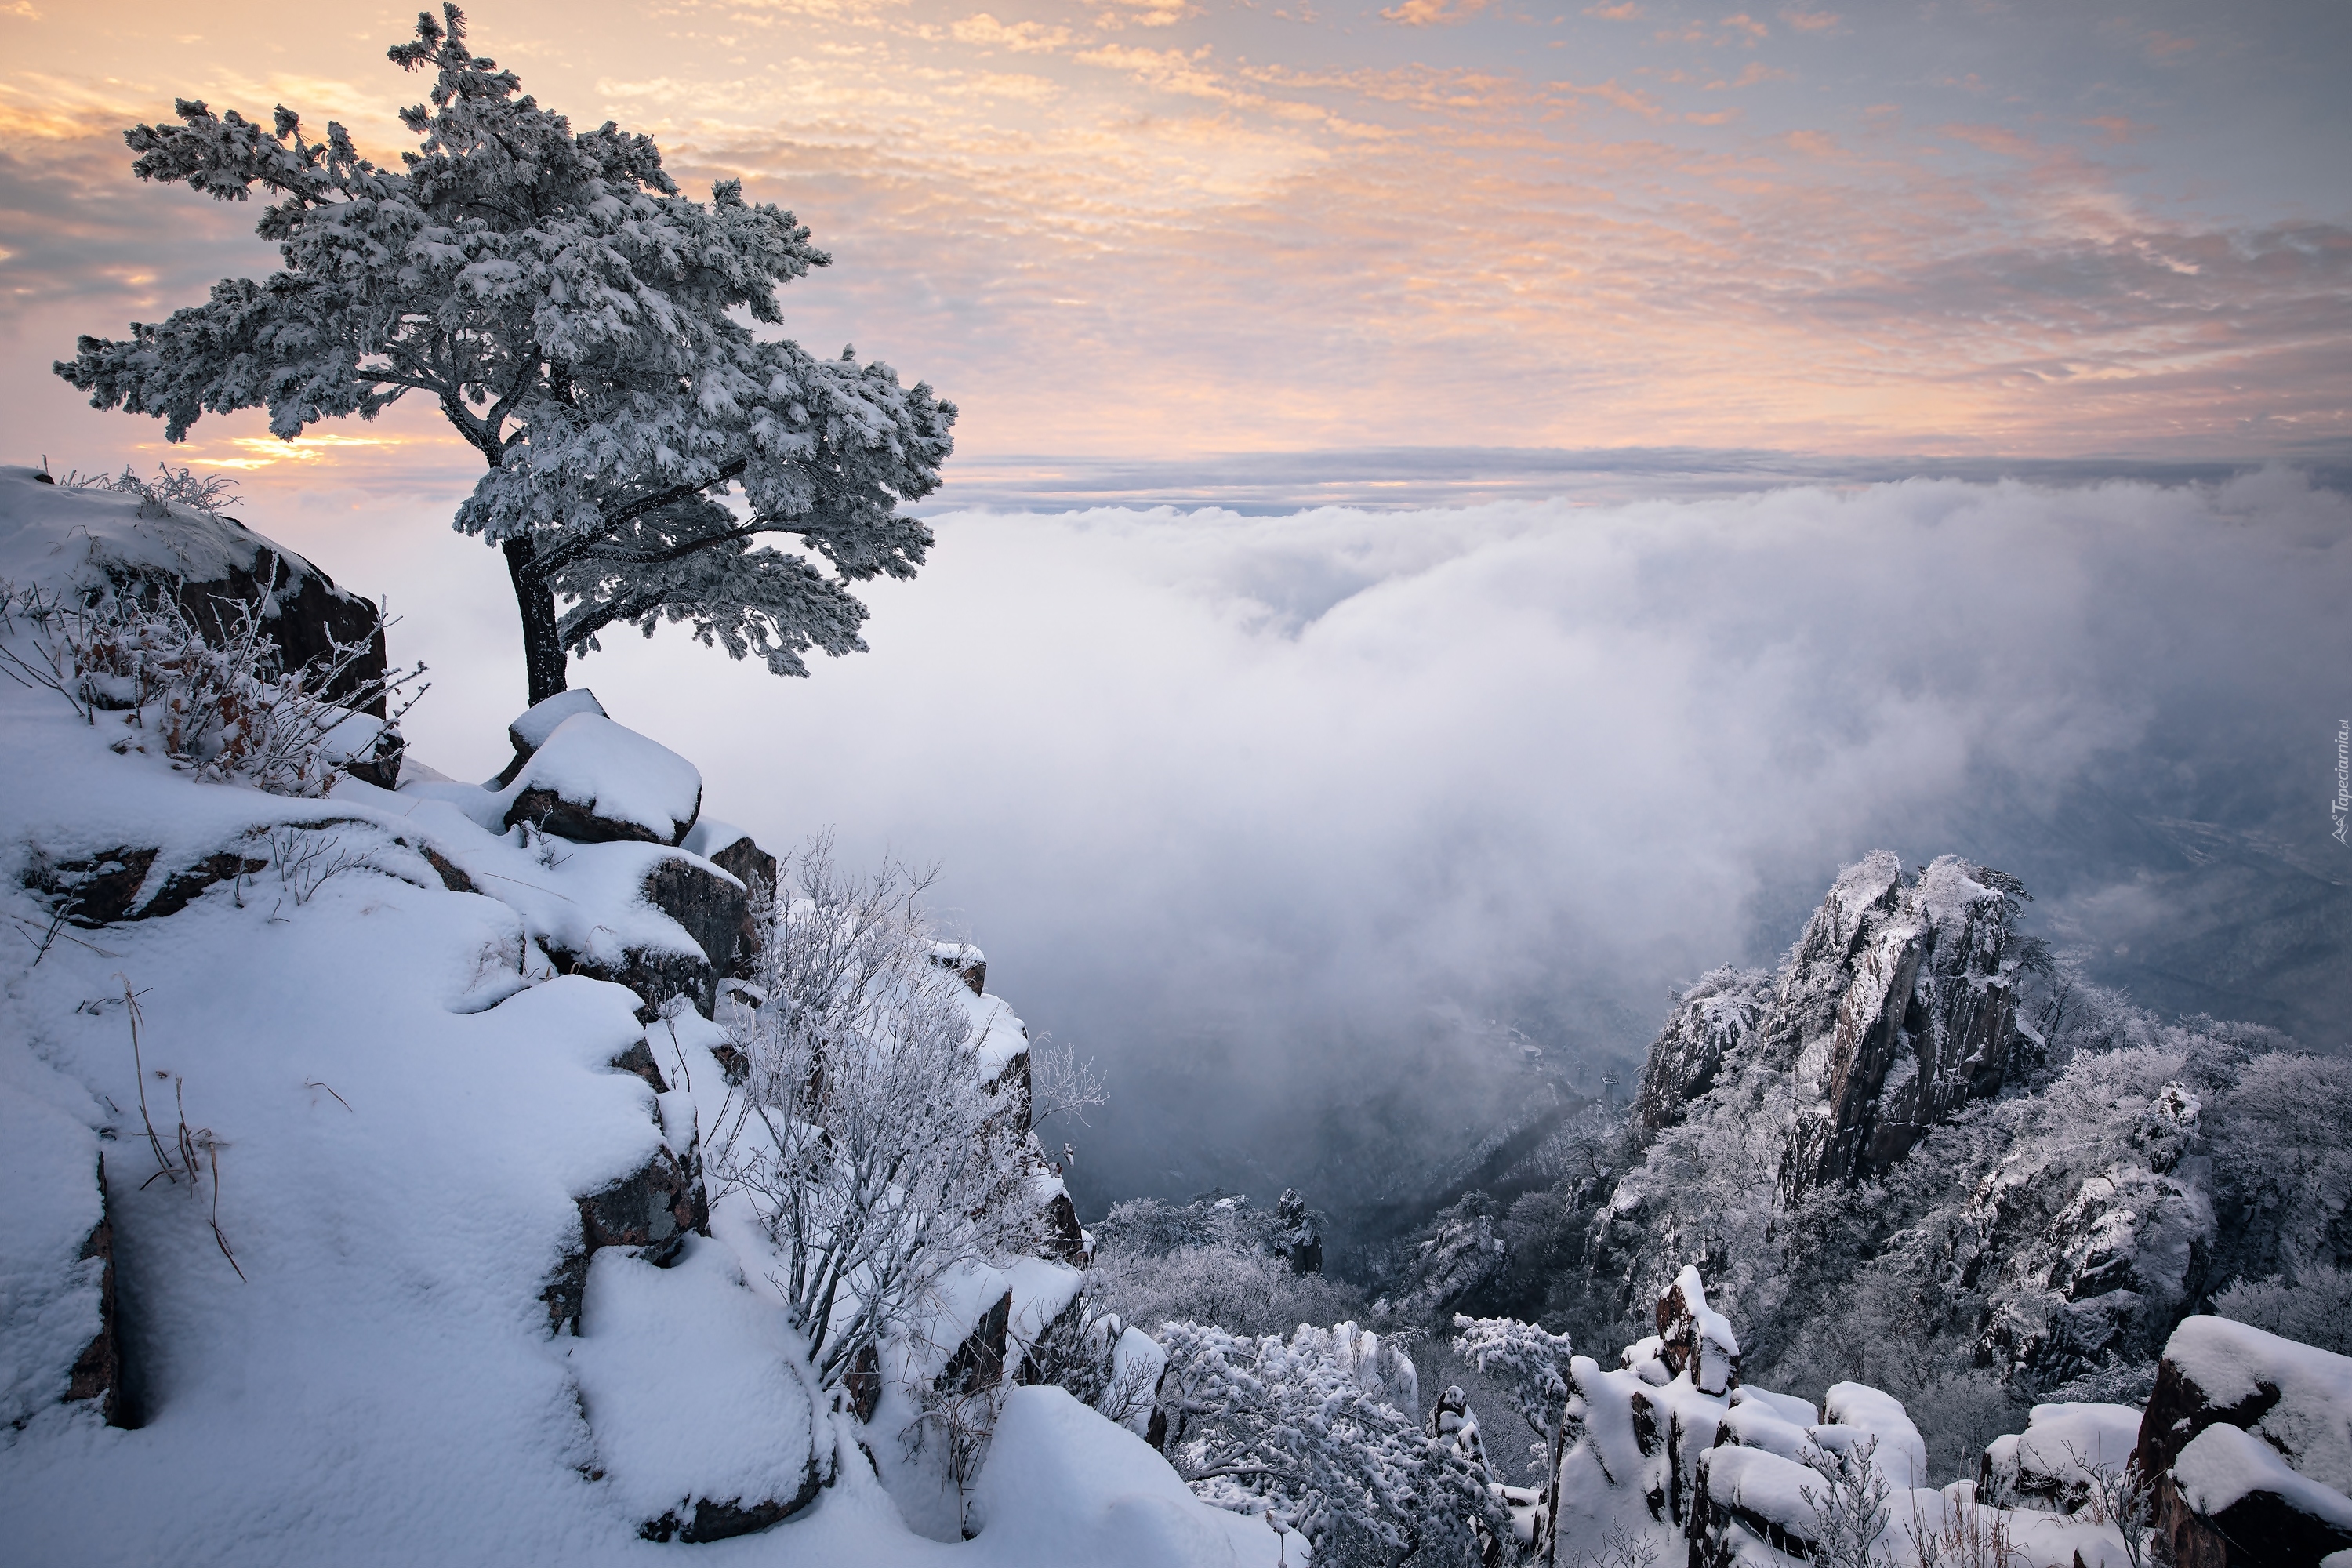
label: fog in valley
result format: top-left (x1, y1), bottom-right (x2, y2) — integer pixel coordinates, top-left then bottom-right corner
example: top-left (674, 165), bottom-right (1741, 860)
top-left (259, 463), bottom-right (2352, 1236)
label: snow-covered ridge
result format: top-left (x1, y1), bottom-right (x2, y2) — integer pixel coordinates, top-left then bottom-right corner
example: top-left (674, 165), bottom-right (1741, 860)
top-left (0, 478), bottom-right (1279, 1566)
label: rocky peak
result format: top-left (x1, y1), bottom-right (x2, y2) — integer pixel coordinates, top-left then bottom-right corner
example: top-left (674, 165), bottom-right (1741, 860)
top-left (1628, 851), bottom-right (2033, 1189)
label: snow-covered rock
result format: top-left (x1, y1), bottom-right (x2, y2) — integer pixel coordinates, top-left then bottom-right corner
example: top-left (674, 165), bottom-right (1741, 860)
top-left (1555, 1264), bottom-right (2131, 1568)
top-left (2142, 1315), bottom-right (2352, 1566)
top-left (1658, 1263), bottom-right (1740, 1396)
top-left (0, 1085), bottom-right (117, 1427)
top-left (569, 1236), bottom-right (824, 1541)
top-left (968, 1387), bottom-right (1286, 1566)
top-left (1633, 966), bottom-right (1771, 1138)
top-left (1979, 1400), bottom-right (2143, 1514)
top-left (0, 466), bottom-right (387, 712)
top-left (501, 711), bottom-right (703, 846)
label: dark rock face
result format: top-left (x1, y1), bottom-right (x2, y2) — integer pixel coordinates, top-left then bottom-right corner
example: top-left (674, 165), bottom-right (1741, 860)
top-left (1769, 854), bottom-right (2031, 1191)
top-left (546, 941), bottom-right (711, 1025)
top-left (1277, 1188), bottom-right (1323, 1275)
top-left (541, 1146), bottom-right (706, 1335)
top-left (1041, 1191), bottom-right (1088, 1265)
top-left (845, 1343), bottom-right (883, 1424)
top-left (506, 786), bottom-right (677, 848)
top-left (99, 530), bottom-right (388, 714)
top-left (24, 844), bottom-right (269, 926)
top-left (2154, 1463), bottom-right (2352, 1568)
top-left (542, 851), bottom-right (757, 1020)
top-left (641, 855), bottom-right (748, 1006)
top-left (1632, 967), bottom-right (1771, 1140)
top-left (937, 1290), bottom-right (1014, 1396)
top-left (64, 1155), bottom-right (125, 1428)
top-left (637, 1456), bottom-right (826, 1544)
top-left (703, 833), bottom-right (776, 980)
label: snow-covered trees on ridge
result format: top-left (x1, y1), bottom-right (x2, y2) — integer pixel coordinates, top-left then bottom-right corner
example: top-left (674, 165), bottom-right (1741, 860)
top-left (55, 5), bottom-right (953, 704)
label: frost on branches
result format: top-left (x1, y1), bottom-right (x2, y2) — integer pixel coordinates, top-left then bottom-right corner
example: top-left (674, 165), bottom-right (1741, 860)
top-left (701, 842), bottom-right (1045, 1392)
top-left (1152, 1318), bottom-right (1506, 1565)
top-left (56, 5), bottom-right (953, 705)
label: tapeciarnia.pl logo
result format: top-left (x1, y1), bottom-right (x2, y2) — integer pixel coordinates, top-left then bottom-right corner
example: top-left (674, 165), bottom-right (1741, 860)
top-left (2336, 719), bottom-right (2350, 846)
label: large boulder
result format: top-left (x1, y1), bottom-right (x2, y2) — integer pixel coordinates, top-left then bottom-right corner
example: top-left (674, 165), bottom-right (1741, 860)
top-left (568, 1238), bottom-right (826, 1543)
top-left (491, 688), bottom-right (607, 787)
top-left (1979, 1401), bottom-right (2143, 1515)
top-left (503, 712), bottom-right (702, 847)
top-left (683, 819), bottom-right (776, 981)
top-left (2137, 1315), bottom-right (2352, 1567)
top-left (0, 467), bottom-right (387, 711)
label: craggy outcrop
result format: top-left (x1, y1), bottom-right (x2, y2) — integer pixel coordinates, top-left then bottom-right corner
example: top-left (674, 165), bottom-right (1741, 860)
top-left (1656, 1265), bottom-right (1740, 1396)
top-left (1632, 967), bottom-right (1770, 1140)
top-left (1790, 855), bottom-right (2031, 1189)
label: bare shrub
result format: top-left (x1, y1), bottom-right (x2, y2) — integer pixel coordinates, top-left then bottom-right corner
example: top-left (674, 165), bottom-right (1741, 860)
top-left (0, 574), bottom-right (425, 796)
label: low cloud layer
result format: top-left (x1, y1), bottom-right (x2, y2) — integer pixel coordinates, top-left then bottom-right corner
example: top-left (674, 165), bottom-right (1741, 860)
top-left (311, 469), bottom-right (2352, 1213)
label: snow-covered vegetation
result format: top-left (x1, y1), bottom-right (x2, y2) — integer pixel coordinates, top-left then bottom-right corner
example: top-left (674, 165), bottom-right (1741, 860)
top-left (0, 469), bottom-right (1281, 1565)
top-left (56, 5), bottom-right (953, 706)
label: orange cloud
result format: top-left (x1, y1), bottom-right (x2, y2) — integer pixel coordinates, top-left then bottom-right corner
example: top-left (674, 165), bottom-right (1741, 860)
top-left (1381, 0), bottom-right (1495, 25)
top-left (2083, 114), bottom-right (2153, 145)
top-left (951, 13), bottom-right (1074, 50)
top-left (1779, 7), bottom-right (1837, 31)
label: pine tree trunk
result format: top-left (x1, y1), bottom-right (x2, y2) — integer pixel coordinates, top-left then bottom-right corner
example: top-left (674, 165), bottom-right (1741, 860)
top-left (503, 536), bottom-right (568, 706)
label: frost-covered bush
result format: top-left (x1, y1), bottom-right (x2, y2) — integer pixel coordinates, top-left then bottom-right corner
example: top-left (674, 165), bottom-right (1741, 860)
top-left (2212, 1262), bottom-right (2352, 1356)
top-left (704, 842), bottom-right (1045, 1390)
top-left (1093, 1241), bottom-right (1368, 1342)
top-left (1154, 1317), bottom-right (1504, 1565)
top-left (0, 578), bottom-right (423, 797)
top-left (1452, 1314), bottom-right (1575, 1487)
top-left (67, 461), bottom-right (241, 519)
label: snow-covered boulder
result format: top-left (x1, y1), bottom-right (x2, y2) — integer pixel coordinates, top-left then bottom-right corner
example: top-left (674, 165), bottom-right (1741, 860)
top-left (2140, 1315), bottom-right (2352, 1566)
top-left (0, 466), bottom-right (387, 710)
top-left (501, 711), bottom-right (702, 846)
top-left (684, 818), bottom-right (778, 980)
top-left (1658, 1263), bottom-right (1741, 1395)
top-left (568, 1236), bottom-right (823, 1541)
top-left (1979, 1400), bottom-right (2143, 1514)
top-left (506, 688), bottom-right (607, 766)
top-left (968, 1386), bottom-right (1287, 1566)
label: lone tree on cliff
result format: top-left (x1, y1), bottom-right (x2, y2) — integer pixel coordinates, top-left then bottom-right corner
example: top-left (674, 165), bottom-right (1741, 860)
top-left (56, 5), bottom-right (953, 705)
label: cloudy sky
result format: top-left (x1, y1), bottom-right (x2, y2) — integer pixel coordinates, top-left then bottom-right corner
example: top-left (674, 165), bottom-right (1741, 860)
top-left (4, 0), bottom-right (2349, 477)
top-left (4, 2), bottom-right (2347, 1210)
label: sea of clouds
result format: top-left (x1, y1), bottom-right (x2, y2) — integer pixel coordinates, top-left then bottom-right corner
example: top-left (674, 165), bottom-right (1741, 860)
top-left (278, 469), bottom-right (2351, 1214)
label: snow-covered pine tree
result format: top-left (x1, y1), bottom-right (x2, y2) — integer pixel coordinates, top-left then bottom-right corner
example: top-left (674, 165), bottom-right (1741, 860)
top-left (55, 5), bottom-right (953, 704)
